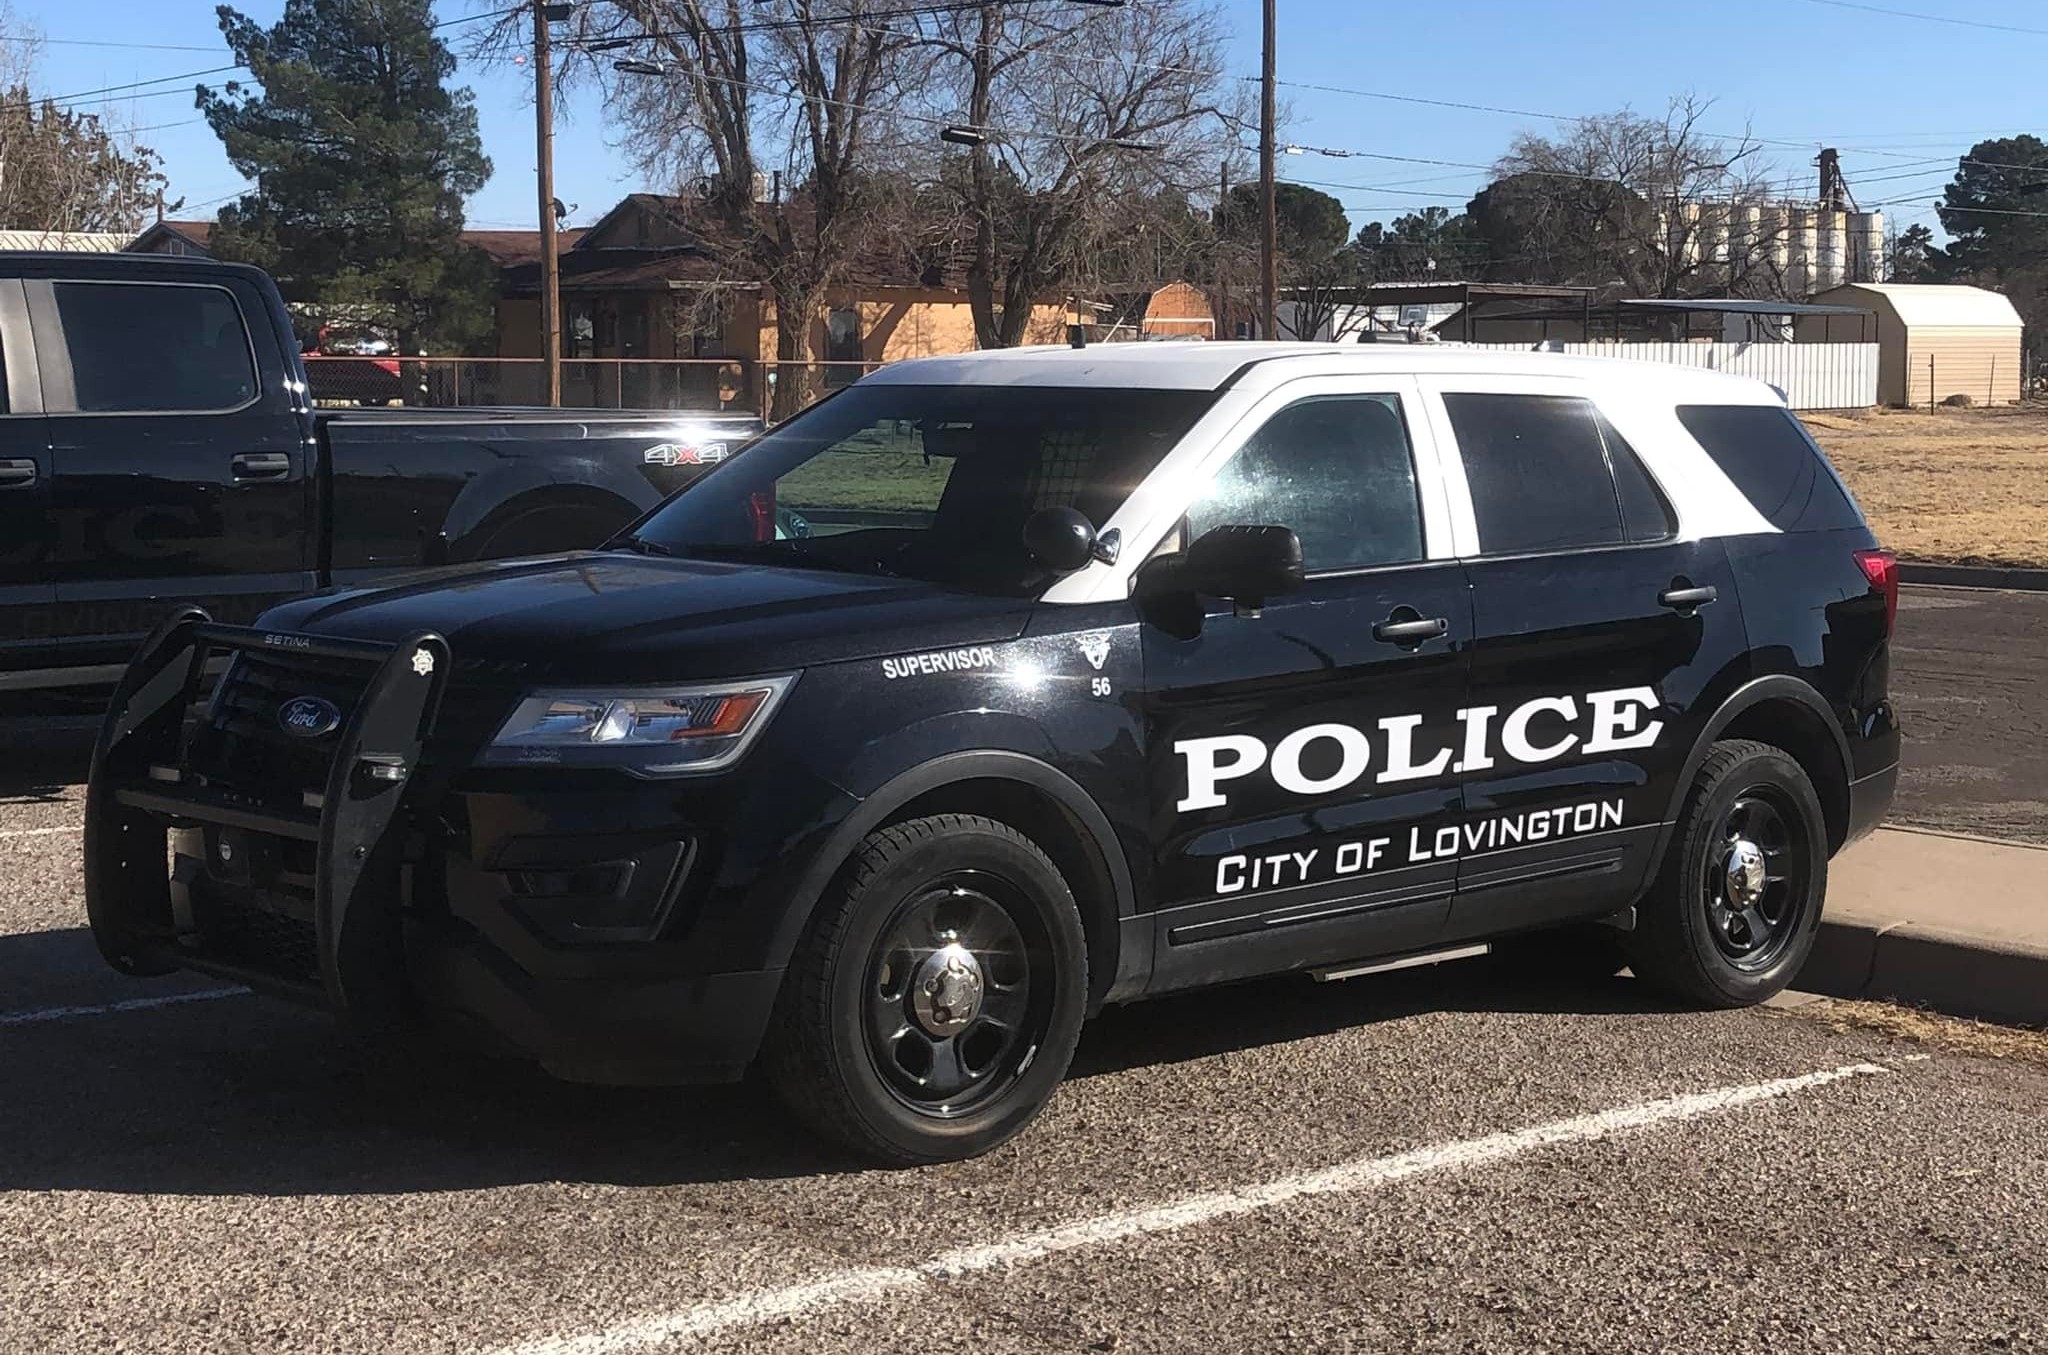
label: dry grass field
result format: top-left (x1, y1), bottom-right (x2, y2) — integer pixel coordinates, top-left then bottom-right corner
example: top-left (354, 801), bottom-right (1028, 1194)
top-left (1807, 404), bottom-right (2048, 567)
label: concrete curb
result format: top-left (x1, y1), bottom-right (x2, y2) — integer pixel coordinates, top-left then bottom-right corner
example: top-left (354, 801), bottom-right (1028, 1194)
top-left (1900, 561), bottom-right (2048, 592)
top-left (1799, 919), bottom-right (2048, 1028)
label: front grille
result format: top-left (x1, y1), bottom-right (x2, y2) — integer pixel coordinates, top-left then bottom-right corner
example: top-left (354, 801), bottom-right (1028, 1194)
top-left (194, 651), bottom-right (366, 806)
top-left (190, 652), bottom-right (516, 806)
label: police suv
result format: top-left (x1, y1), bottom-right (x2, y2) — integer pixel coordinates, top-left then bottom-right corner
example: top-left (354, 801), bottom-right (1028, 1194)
top-left (84, 343), bottom-right (1900, 1164)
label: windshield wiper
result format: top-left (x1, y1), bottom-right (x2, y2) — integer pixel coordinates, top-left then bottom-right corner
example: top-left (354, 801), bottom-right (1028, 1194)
top-left (611, 535), bottom-right (674, 557)
top-left (674, 541), bottom-right (904, 579)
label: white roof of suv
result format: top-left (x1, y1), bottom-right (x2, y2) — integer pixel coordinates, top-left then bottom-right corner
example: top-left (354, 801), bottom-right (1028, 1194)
top-left (862, 340), bottom-right (1783, 403)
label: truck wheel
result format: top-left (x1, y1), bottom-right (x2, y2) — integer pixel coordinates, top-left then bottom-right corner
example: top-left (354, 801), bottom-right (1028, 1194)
top-left (761, 814), bottom-right (1088, 1165)
top-left (1628, 739), bottom-right (1829, 1009)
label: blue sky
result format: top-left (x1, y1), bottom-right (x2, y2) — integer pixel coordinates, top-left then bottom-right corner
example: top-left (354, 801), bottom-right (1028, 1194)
top-left (14, 0), bottom-right (2046, 239)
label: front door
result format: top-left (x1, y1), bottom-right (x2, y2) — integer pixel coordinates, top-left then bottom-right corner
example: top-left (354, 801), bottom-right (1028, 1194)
top-left (1420, 379), bottom-right (1751, 940)
top-left (32, 274), bottom-right (312, 666)
top-left (1142, 380), bottom-right (1475, 993)
top-left (0, 280), bottom-right (54, 677)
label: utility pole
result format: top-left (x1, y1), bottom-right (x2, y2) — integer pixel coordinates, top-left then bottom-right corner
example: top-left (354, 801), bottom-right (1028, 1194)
top-left (534, 0), bottom-right (562, 407)
top-left (1258, 0), bottom-right (1277, 342)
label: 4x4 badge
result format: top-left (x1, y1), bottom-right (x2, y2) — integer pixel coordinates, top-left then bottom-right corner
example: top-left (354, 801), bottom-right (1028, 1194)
top-left (1077, 633), bottom-right (1111, 671)
top-left (277, 695), bottom-right (343, 739)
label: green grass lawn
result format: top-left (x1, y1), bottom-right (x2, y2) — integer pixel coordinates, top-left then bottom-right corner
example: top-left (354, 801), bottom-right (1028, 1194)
top-left (777, 423), bottom-right (955, 515)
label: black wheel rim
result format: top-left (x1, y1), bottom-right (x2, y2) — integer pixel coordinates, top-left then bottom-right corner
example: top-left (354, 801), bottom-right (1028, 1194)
top-left (1701, 787), bottom-right (1810, 972)
top-left (863, 870), bottom-right (1052, 1118)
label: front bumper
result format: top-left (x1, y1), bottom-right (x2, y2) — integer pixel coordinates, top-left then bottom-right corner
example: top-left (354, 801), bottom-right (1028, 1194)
top-left (82, 611), bottom-right (792, 1086)
top-left (408, 925), bottom-right (781, 1084)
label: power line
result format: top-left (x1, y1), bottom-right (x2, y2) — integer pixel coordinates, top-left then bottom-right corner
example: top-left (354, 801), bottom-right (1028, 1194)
top-left (0, 36), bottom-right (226, 52)
top-left (568, 0), bottom-right (1122, 54)
top-left (17, 5), bottom-right (523, 113)
top-left (1790, 0), bottom-right (2048, 37)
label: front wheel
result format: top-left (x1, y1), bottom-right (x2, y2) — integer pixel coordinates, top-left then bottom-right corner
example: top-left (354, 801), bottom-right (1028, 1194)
top-left (1628, 739), bottom-right (1829, 1008)
top-left (760, 814), bottom-right (1088, 1165)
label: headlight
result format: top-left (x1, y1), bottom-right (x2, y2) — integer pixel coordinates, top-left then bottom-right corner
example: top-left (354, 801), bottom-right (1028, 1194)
top-left (483, 674), bottom-right (796, 776)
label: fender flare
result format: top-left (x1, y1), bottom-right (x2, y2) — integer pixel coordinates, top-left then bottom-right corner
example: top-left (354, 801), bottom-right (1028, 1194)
top-left (1649, 674), bottom-right (1852, 864)
top-left (765, 749), bottom-right (1140, 993)
top-left (443, 479), bottom-right (654, 561)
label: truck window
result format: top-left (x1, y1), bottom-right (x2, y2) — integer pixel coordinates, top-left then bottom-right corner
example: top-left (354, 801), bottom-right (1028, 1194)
top-left (632, 383), bottom-right (1214, 596)
top-left (1186, 394), bottom-right (1423, 572)
top-left (54, 281), bottom-right (258, 414)
top-left (1675, 404), bottom-right (1864, 533)
top-left (1445, 392), bottom-right (1627, 555)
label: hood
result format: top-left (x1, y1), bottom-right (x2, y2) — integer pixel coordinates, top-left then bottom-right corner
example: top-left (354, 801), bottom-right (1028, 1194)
top-left (259, 553), bottom-right (1035, 684)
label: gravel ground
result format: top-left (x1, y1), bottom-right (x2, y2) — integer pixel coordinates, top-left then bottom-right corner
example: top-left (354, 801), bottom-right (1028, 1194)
top-left (2, 819), bottom-right (2045, 1353)
top-left (2, 583), bottom-right (2045, 1353)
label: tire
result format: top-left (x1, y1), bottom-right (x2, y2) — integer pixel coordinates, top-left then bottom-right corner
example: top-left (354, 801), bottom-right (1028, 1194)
top-left (760, 814), bottom-right (1089, 1165)
top-left (1627, 739), bottom-right (1829, 1008)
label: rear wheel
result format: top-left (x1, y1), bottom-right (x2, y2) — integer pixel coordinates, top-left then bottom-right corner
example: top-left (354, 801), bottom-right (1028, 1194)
top-left (1628, 739), bottom-right (1828, 1008)
top-left (761, 814), bottom-right (1088, 1165)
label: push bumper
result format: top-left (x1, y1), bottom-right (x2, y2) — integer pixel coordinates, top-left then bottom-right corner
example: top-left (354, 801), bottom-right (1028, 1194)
top-left (82, 610), bottom-right (785, 1085)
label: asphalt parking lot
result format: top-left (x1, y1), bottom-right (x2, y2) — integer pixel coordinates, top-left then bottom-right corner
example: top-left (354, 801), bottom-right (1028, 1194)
top-left (3, 585), bottom-right (2047, 1353)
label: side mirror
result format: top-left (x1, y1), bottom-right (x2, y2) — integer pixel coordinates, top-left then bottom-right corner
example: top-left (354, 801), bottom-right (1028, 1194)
top-left (1181, 524), bottom-right (1304, 609)
top-left (1023, 506), bottom-right (1120, 574)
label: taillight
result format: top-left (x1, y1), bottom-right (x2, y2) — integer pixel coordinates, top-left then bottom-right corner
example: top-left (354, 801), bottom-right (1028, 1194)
top-left (1855, 548), bottom-right (1898, 636)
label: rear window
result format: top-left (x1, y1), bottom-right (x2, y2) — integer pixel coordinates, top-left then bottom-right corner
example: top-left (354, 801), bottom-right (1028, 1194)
top-left (1675, 404), bottom-right (1864, 533)
top-left (1445, 392), bottom-right (1626, 554)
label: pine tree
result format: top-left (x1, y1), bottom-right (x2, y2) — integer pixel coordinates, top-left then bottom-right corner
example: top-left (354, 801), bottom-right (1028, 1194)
top-left (199, 0), bottom-right (494, 351)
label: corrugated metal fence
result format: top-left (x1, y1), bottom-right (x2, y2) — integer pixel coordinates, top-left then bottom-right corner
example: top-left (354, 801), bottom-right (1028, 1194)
top-left (1464, 341), bottom-right (1879, 410)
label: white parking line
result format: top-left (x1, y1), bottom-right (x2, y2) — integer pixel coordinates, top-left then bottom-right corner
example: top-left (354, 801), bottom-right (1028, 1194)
top-left (487, 1060), bottom-right (1892, 1355)
top-left (0, 824), bottom-right (83, 840)
top-left (0, 987), bottom-right (248, 1028)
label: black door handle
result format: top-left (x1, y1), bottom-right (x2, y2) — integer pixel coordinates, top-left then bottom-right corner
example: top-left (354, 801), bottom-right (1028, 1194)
top-left (1659, 584), bottom-right (1719, 611)
top-left (1373, 613), bottom-right (1450, 645)
top-left (0, 458), bottom-right (35, 487)
top-left (231, 452), bottom-right (292, 480)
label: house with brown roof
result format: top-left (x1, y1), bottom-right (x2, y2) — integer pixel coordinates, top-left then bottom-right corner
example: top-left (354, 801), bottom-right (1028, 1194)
top-left (130, 199), bottom-right (1221, 412)
top-left (489, 193), bottom-right (1094, 411)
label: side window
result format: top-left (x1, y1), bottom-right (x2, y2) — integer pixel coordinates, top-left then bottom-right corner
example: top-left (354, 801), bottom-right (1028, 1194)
top-left (53, 282), bottom-right (258, 414)
top-left (1595, 412), bottom-right (1678, 542)
top-left (1675, 404), bottom-right (1865, 533)
top-left (1445, 392), bottom-right (1626, 555)
top-left (1186, 394), bottom-right (1424, 572)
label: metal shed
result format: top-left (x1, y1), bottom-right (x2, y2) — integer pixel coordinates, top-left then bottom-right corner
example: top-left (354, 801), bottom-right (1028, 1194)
top-left (1803, 283), bottom-right (2024, 407)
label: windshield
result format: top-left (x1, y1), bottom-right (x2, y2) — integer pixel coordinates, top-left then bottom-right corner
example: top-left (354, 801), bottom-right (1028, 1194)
top-left (624, 382), bottom-right (1215, 595)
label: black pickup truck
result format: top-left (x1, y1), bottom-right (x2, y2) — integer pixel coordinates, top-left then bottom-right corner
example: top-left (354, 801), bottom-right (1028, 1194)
top-left (0, 252), bottom-right (759, 692)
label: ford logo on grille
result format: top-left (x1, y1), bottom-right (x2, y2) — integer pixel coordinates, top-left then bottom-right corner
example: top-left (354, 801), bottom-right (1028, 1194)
top-left (277, 695), bottom-right (343, 739)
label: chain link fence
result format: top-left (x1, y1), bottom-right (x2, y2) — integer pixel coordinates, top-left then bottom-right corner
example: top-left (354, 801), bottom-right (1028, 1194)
top-left (303, 356), bottom-right (883, 419)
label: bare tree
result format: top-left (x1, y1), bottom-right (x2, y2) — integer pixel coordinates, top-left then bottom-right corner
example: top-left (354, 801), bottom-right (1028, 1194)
top-left (0, 7), bottom-right (170, 233)
top-left (507, 0), bottom-right (920, 416)
top-left (1477, 97), bottom-right (1790, 299)
top-left (922, 0), bottom-right (1243, 347)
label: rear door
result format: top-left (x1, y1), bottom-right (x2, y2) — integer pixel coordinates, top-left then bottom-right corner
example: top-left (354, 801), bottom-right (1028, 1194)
top-left (31, 273), bottom-right (312, 661)
top-left (1141, 377), bottom-right (1474, 991)
top-left (1418, 375), bottom-right (1750, 941)
top-left (0, 279), bottom-right (55, 675)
